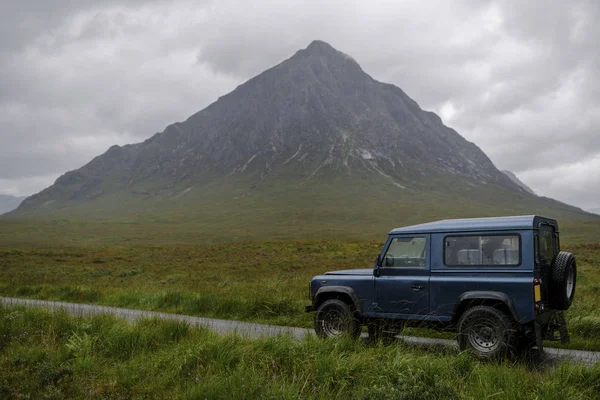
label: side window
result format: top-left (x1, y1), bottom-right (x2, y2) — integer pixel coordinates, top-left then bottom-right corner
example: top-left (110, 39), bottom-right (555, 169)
top-left (538, 228), bottom-right (556, 264)
top-left (444, 235), bottom-right (520, 266)
top-left (383, 237), bottom-right (426, 267)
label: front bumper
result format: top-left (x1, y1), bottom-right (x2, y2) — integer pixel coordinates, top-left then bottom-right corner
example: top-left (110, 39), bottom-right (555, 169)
top-left (305, 305), bottom-right (314, 312)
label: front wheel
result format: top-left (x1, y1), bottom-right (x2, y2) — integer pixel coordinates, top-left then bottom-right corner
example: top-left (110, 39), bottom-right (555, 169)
top-left (314, 299), bottom-right (361, 339)
top-left (457, 305), bottom-right (514, 359)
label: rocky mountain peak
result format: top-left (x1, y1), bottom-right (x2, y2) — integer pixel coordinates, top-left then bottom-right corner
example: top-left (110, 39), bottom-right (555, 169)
top-left (306, 39), bottom-right (334, 51)
top-left (14, 40), bottom-right (533, 214)
top-left (302, 40), bottom-right (354, 60)
top-left (292, 39), bottom-right (361, 70)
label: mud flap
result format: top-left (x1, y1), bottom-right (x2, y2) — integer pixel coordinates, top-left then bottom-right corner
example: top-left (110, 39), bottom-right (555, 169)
top-left (556, 311), bottom-right (570, 344)
top-left (542, 311), bottom-right (570, 344)
top-left (534, 321), bottom-right (544, 352)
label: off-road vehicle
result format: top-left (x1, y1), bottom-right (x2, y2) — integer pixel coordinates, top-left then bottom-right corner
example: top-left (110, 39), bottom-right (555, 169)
top-left (305, 216), bottom-right (576, 358)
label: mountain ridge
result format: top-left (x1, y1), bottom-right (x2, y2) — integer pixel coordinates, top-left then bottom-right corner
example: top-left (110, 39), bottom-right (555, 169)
top-left (8, 40), bottom-right (594, 232)
top-left (502, 170), bottom-right (536, 195)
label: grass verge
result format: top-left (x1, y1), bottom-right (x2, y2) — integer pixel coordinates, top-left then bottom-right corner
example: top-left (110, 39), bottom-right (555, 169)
top-left (3, 304), bottom-right (600, 399)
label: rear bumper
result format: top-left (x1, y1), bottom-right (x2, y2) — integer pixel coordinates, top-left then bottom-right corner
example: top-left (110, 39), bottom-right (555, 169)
top-left (305, 305), bottom-right (314, 312)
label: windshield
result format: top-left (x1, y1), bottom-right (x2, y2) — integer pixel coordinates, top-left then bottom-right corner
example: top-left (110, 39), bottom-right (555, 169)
top-left (383, 237), bottom-right (426, 267)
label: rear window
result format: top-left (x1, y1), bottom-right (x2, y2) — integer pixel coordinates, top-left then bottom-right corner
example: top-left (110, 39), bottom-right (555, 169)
top-left (538, 228), bottom-right (556, 264)
top-left (444, 235), bottom-right (521, 266)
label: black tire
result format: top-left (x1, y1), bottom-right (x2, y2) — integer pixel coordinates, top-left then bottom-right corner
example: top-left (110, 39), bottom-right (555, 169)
top-left (457, 305), bottom-right (514, 359)
top-left (548, 252), bottom-right (576, 310)
top-left (314, 299), bottom-right (361, 339)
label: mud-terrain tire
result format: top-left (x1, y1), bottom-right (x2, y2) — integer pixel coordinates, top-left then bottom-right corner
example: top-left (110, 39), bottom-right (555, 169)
top-left (457, 305), bottom-right (514, 359)
top-left (548, 251), bottom-right (576, 310)
top-left (314, 299), bottom-right (361, 339)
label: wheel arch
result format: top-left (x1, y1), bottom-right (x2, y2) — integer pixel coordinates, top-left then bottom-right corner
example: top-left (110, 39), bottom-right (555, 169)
top-left (314, 286), bottom-right (362, 314)
top-left (452, 291), bottom-right (519, 324)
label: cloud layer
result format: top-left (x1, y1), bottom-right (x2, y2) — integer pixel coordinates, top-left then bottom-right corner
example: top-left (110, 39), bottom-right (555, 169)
top-left (1, 0), bottom-right (598, 209)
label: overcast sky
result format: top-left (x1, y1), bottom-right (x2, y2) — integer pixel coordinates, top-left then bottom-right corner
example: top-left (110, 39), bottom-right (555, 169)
top-left (1, 0), bottom-right (599, 210)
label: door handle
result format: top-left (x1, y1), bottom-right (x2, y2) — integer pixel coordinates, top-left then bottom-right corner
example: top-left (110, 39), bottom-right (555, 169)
top-left (412, 285), bottom-right (424, 290)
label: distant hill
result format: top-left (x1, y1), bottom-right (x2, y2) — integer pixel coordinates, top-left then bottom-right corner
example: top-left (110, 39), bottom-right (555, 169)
top-left (0, 195), bottom-right (26, 215)
top-left (5, 40), bottom-right (596, 242)
top-left (502, 171), bottom-right (536, 195)
top-left (589, 208), bottom-right (600, 215)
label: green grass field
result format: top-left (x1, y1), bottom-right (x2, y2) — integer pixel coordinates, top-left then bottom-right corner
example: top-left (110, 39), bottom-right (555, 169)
top-left (4, 167), bottom-right (600, 247)
top-left (1, 240), bottom-right (599, 350)
top-left (2, 304), bottom-right (600, 399)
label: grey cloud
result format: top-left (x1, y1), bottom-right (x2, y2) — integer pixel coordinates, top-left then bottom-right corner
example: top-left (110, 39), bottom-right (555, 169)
top-left (0, 0), bottom-right (599, 211)
top-left (0, 0), bottom-right (235, 190)
top-left (0, 175), bottom-right (58, 197)
top-left (520, 155), bottom-right (600, 210)
top-left (192, 0), bottom-right (600, 199)
top-left (0, 0), bottom-right (172, 42)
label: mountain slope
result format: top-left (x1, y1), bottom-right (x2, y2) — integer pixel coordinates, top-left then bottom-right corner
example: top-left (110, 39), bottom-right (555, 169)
top-left (502, 171), bottom-right (536, 195)
top-left (7, 40), bottom-right (595, 238)
top-left (0, 195), bottom-right (25, 215)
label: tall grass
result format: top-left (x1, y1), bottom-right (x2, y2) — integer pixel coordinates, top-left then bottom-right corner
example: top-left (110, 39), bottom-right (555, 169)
top-left (1, 241), bottom-right (600, 350)
top-left (2, 304), bottom-right (600, 399)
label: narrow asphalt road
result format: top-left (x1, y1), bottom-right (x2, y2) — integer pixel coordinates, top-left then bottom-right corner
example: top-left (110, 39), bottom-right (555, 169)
top-left (2, 296), bottom-right (599, 366)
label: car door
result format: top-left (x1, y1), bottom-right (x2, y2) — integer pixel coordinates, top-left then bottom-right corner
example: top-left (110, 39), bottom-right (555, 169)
top-left (374, 234), bottom-right (430, 316)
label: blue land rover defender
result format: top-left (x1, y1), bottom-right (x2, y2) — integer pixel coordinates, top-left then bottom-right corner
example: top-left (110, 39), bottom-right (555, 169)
top-left (306, 216), bottom-right (576, 358)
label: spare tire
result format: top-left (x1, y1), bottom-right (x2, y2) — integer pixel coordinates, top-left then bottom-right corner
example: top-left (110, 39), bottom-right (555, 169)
top-left (548, 251), bottom-right (576, 310)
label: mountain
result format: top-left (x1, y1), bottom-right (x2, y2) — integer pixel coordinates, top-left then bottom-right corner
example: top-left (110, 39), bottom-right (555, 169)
top-left (502, 171), bottom-right (536, 195)
top-left (0, 195), bottom-right (26, 215)
top-left (6, 40), bottom-right (595, 241)
top-left (589, 208), bottom-right (600, 215)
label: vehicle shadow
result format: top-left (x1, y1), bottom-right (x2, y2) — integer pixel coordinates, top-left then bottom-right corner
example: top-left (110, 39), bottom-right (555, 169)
top-left (361, 334), bottom-right (558, 371)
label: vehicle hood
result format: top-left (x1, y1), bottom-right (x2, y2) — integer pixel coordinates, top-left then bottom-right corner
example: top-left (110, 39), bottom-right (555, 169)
top-left (324, 268), bottom-right (373, 276)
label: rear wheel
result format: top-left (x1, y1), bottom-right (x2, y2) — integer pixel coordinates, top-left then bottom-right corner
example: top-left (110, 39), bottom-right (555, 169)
top-left (457, 305), bottom-right (514, 359)
top-left (314, 299), bottom-right (361, 339)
